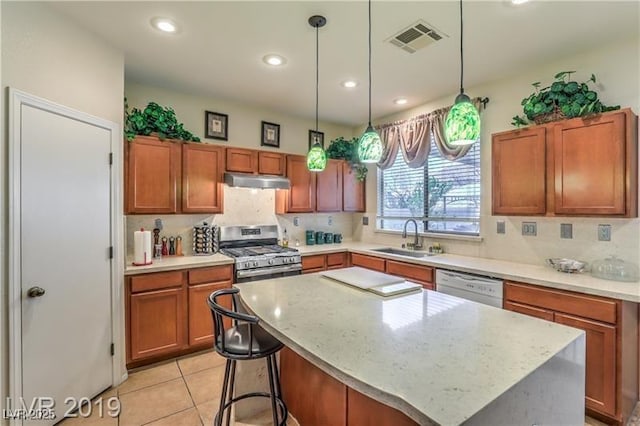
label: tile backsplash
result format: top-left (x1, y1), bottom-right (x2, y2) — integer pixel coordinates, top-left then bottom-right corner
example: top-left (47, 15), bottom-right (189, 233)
top-left (125, 186), bottom-right (354, 255)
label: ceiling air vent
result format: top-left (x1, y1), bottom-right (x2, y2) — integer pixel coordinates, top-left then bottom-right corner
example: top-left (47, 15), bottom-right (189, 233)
top-left (386, 20), bottom-right (447, 54)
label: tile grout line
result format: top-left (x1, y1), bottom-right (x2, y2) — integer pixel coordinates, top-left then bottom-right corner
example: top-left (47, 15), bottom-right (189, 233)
top-left (177, 360), bottom-right (205, 425)
top-left (139, 406), bottom-right (197, 426)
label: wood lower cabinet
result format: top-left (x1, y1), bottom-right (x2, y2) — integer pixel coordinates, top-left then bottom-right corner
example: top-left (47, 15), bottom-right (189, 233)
top-left (347, 388), bottom-right (418, 426)
top-left (276, 155), bottom-right (316, 213)
top-left (302, 252), bottom-right (348, 274)
top-left (491, 108), bottom-right (638, 217)
top-left (316, 159), bottom-right (343, 212)
top-left (350, 253), bottom-right (386, 272)
top-left (326, 252), bottom-right (348, 270)
top-left (126, 136), bottom-right (181, 213)
top-left (385, 260), bottom-right (434, 290)
top-left (504, 281), bottom-right (638, 424)
top-left (127, 264), bottom-right (232, 367)
top-left (343, 162), bottom-right (365, 212)
top-left (182, 143), bottom-right (224, 213)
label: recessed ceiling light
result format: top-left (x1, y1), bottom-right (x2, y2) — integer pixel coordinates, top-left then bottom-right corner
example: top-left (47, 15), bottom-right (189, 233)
top-left (150, 17), bottom-right (178, 33)
top-left (394, 98), bottom-right (408, 105)
top-left (342, 80), bottom-right (358, 88)
top-left (511, 0), bottom-right (530, 5)
top-left (263, 54), bottom-right (287, 66)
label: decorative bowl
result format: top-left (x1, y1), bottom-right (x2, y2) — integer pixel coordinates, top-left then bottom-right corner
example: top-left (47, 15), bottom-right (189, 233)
top-left (546, 258), bottom-right (587, 274)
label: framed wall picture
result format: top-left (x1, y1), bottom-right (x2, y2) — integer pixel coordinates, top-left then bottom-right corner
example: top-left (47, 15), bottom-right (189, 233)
top-left (261, 121), bottom-right (280, 148)
top-left (309, 130), bottom-right (324, 150)
top-left (205, 111), bottom-right (228, 140)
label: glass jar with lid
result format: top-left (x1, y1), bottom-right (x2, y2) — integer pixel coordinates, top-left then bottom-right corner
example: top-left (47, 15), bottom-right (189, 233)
top-left (591, 255), bottom-right (639, 282)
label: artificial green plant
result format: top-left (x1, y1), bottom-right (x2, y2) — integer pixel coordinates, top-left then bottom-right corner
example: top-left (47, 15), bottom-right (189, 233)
top-left (125, 99), bottom-right (200, 142)
top-left (325, 136), bottom-right (368, 181)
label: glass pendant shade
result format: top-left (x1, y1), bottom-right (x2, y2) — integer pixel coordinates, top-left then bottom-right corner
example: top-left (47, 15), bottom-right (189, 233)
top-left (307, 142), bottom-right (327, 171)
top-left (445, 93), bottom-right (481, 146)
top-left (357, 125), bottom-right (383, 163)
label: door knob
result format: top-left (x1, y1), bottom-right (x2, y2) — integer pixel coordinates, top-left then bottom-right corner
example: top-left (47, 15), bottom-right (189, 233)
top-left (27, 286), bottom-right (46, 298)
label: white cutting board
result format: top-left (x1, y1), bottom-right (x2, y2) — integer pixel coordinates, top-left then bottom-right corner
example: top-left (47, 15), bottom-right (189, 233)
top-left (321, 267), bottom-right (405, 289)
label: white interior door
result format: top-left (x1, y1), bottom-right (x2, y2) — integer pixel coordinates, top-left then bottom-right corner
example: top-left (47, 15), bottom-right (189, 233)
top-left (20, 103), bottom-right (113, 424)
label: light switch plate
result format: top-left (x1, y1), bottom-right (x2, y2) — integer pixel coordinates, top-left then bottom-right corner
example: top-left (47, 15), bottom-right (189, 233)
top-left (328, 216), bottom-right (333, 226)
top-left (363, 216), bottom-right (369, 226)
top-left (496, 221), bottom-right (505, 234)
top-left (522, 222), bottom-right (537, 236)
top-left (293, 217), bottom-right (299, 227)
top-left (598, 224), bottom-right (611, 241)
top-left (560, 223), bottom-right (573, 239)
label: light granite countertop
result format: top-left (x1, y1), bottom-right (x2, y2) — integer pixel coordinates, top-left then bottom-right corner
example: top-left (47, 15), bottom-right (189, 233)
top-left (235, 273), bottom-right (584, 425)
top-left (123, 241), bottom-right (640, 302)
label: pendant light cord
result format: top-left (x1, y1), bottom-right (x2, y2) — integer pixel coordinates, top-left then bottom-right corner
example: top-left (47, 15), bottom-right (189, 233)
top-left (315, 23), bottom-right (319, 133)
top-left (459, 0), bottom-right (464, 94)
top-left (368, 0), bottom-right (372, 126)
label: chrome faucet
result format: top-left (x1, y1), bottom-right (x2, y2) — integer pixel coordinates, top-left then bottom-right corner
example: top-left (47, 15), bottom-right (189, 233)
top-left (402, 219), bottom-right (422, 250)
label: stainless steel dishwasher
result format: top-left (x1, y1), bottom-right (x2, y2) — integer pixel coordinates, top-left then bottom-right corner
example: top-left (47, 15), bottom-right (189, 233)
top-left (435, 269), bottom-right (503, 308)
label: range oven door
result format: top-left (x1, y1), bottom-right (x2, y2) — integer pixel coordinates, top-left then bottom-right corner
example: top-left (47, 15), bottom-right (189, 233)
top-left (235, 264), bottom-right (302, 283)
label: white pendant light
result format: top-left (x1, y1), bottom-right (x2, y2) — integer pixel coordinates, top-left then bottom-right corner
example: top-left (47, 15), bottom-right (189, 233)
top-left (357, 0), bottom-right (383, 164)
top-left (306, 15), bottom-right (328, 172)
top-left (445, 0), bottom-right (481, 146)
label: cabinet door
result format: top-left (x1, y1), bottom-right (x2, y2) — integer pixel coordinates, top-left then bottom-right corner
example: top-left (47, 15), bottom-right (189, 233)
top-left (350, 254), bottom-right (385, 272)
top-left (188, 281), bottom-right (231, 347)
top-left (130, 288), bottom-right (187, 361)
top-left (226, 147), bottom-right (258, 173)
top-left (554, 313), bottom-right (616, 417)
top-left (504, 300), bottom-right (554, 322)
top-left (553, 112), bottom-right (627, 215)
top-left (492, 127), bottom-right (546, 215)
top-left (343, 162), bottom-right (365, 212)
top-left (258, 151), bottom-right (285, 176)
top-left (277, 155), bottom-right (316, 213)
top-left (302, 254), bottom-right (326, 273)
top-left (385, 260), bottom-right (433, 289)
top-left (182, 143), bottom-right (224, 213)
top-left (316, 160), bottom-right (343, 212)
top-left (326, 252), bottom-right (347, 270)
top-left (126, 136), bottom-right (181, 214)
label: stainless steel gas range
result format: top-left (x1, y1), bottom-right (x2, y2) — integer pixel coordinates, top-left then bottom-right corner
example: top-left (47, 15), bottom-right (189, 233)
top-left (219, 225), bottom-right (302, 283)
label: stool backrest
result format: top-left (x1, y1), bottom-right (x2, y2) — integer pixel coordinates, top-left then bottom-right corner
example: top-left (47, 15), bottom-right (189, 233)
top-left (207, 287), bottom-right (259, 356)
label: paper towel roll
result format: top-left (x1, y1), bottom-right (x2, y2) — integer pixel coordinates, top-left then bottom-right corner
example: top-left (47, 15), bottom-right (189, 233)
top-left (133, 228), bottom-right (153, 265)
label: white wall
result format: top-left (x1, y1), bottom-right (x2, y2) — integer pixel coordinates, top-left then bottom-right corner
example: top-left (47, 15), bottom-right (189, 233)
top-left (1, 2), bottom-right (125, 421)
top-left (125, 81), bottom-right (355, 155)
top-left (356, 37), bottom-right (640, 267)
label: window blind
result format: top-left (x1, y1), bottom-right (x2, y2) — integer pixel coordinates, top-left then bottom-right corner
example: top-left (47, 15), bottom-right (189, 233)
top-left (377, 136), bottom-right (480, 235)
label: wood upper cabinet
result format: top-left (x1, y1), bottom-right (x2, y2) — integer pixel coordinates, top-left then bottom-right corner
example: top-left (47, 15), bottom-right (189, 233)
top-left (225, 147), bottom-right (258, 173)
top-left (492, 127), bottom-right (547, 215)
top-left (553, 110), bottom-right (637, 216)
top-left (258, 151), bottom-right (285, 175)
top-left (126, 136), bottom-right (181, 213)
top-left (182, 143), bottom-right (224, 213)
top-left (343, 162), bottom-right (366, 212)
top-left (554, 313), bottom-right (617, 417)
top-left (276, 155), bottom-right (316, 213)
top-left (316, 159), bottom-right (343, 212)
top-left (491, 109), bottom-right (638, 217)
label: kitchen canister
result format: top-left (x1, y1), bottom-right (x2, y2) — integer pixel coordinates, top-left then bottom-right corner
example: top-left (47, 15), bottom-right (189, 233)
top-left (333, 233), bottom-right (342, 244)
top-left (324, 233), bottom-right (333, 244)
top-left (305, 230), bottom-right (315, 245)
top-left (315, 231), bottom-right (324, 245)
top-left (133, 228), bottom-right (153, 265)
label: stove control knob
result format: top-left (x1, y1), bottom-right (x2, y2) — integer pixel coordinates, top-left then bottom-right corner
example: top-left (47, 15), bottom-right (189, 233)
top-left (253, 261), bottom-right (259, 267)
top-left (244, 262), bottom-right (251, 268)
top-left (268, 259), bottom-right (274, 265)
top-left (290, 257), bottom-right (296, 263)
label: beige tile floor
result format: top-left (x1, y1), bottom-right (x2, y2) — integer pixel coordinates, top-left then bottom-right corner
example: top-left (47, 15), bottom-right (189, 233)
top-left (59, 349), bottom-right (640, 426)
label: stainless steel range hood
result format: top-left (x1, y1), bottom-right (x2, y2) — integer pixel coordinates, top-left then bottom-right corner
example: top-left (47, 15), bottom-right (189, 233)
top-left (224, 172), bottom-right (290, 190)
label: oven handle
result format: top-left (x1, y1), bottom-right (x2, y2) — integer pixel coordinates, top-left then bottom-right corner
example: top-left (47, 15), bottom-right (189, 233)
top-left (236, 264), bottom-right (302, 278)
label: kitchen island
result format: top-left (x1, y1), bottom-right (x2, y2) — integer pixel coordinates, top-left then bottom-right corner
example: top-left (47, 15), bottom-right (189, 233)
top-left (235, 272), bottom-right (586, 425)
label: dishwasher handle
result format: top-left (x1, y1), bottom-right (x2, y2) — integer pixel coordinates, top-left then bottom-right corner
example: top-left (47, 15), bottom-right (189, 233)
top-left (438, 270), bottom-right (502, 286)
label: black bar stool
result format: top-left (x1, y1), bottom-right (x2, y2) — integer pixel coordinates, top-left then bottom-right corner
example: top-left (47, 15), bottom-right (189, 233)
top-left (207, 288), bottom-right (288, 426)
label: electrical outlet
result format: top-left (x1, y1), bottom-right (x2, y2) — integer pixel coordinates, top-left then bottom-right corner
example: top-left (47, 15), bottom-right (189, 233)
top-left (362, 216), bottom-right (369, 226)
top-left (560, 223), bottom-right (573, 239)
top-left (328, 216), bottom-right (333, 226)
top-left (496, 221), bottom-right (505, 234)
top-left (293, 217), bottom-right (299, 227)
top-left (522, 222), bottom-right (537, 236)
top-left (598, 224), bottom-right (611, 241)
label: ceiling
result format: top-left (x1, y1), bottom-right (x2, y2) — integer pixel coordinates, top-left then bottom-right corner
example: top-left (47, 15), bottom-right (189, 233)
top-left (52, 1), bottom-right (639, 126)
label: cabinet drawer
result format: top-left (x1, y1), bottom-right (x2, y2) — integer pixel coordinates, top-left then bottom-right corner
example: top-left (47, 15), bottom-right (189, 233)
top-left (131, 271), bottom-right (184, 293)
top-left (326, 252), bottom-right (347, 269)
top-left (385, 260), bottom-right (433, 284)
top-left (505, 282), bottom-right (617, 324)
top-left (351, 254), bottom-right (385, 272)
top-left (188, 265), bottom-right (233, 285)
top-left (302, 255), bottom-right (326, 271)
top-left (504, 300), bottom-right (554, 322)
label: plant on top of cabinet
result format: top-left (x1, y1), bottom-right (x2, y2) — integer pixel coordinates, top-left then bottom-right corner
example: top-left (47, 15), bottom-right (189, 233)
top-left (326, 137), bottom-right (368, 181)
top-left (511, 72), bottom-right (620, 127)
top-left (125, 99), bottom-right (200, 142)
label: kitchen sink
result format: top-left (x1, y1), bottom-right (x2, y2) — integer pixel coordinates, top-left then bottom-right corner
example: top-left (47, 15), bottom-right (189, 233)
top-left (370, 247), bottom-right (426, 258)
